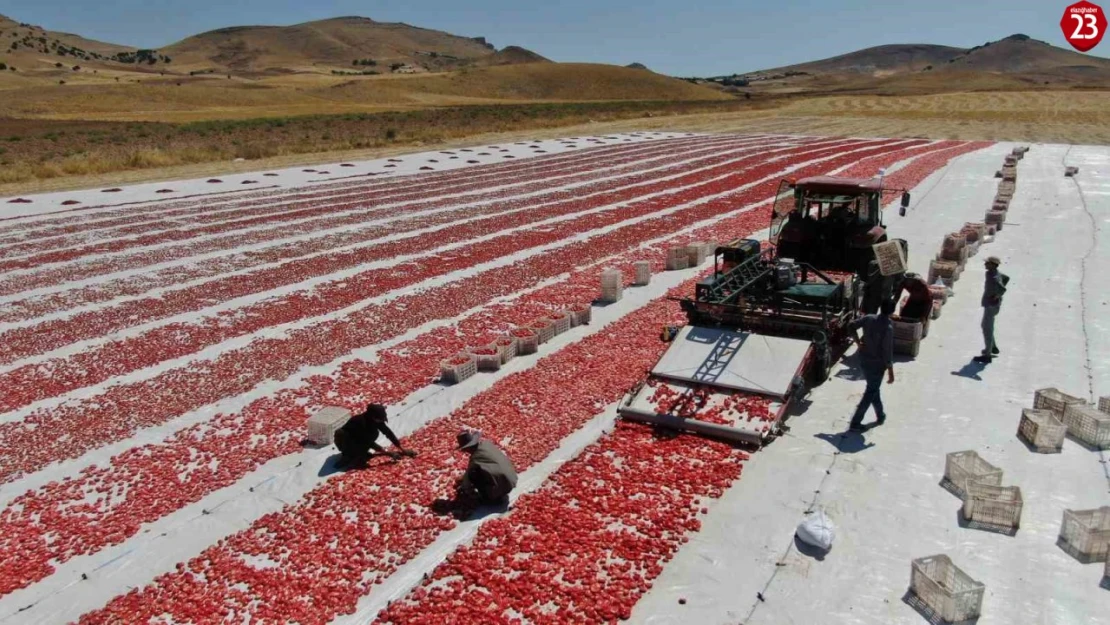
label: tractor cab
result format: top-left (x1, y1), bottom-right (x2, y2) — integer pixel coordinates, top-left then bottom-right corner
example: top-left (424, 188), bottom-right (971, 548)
top-left (770, 176), bottom-right (910, 313)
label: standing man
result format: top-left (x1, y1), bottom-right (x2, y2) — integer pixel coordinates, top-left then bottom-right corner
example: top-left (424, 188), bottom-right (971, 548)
top-left (455, 429), bottom-right (518, 506)
top-left (974, 256), bottom-right (1009, 364)
top-left (847, 298), bottom-right (896, 432)
top-left (333, 403), bottom-right (417, 469)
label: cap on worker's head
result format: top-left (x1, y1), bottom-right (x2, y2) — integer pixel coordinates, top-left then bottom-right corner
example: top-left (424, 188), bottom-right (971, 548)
top-left (985, 256), bottom-right (1001, 266)
top-left (457, 429), bottom-right (481, 450)
top-left (366, 403), bottom-right (387, 420)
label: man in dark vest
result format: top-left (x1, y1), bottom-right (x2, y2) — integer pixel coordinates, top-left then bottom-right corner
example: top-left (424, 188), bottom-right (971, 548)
top-left (455, 429), bottom-right (518, 506)
top-left (974, 256), bottom-right (1010, 364)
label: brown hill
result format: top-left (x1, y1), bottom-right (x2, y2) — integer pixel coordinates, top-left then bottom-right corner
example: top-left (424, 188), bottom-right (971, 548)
top-left (163, 16), bottom-right (513, 74)
top-left (0, 13), bottom-right (168, 73)
top-left (472, 46), bottom-right (550, 67)
top-left (742, 34), bottom-right (1110, 93)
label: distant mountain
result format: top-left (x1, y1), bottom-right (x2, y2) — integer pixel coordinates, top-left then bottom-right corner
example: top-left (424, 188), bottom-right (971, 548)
top-left (740, 34), bottom-right (1110, 90)
top-left (0, 13), bottom-right (549, 76)
top-left (626, 62), bottom-right (650, 70)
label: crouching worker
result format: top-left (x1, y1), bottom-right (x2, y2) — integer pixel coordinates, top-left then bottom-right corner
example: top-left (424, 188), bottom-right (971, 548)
top-left (455, 429), bottom-right (518, 506)
top-left (334, 403), bottom-right (417, 469)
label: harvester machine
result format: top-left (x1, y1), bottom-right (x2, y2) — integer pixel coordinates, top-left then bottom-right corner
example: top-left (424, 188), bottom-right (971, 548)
top-left (618, 176), bottom-right (911, 446)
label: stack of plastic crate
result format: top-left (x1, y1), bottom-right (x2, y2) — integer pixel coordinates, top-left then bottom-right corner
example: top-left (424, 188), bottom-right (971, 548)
top-left (306, 406), bottom-right (352, 446)
top-left (633, 261), bottom-right (652, 286)
top-left (440, 352), bottom-right (478, 384)
top-left (1058, 507), bottom-right (1110, 563)
top-left (892, 318), bottom-right (923, 357)
top-left (528, 318), bottom-right (556, 344)
top-left (685, 242), bottom-right (708, 266)
top-left (908, 555), bottom-right (985, 624)
top-left (600, 269), bottom-right (623, 302)
top-left (665, 247), bottom-right (689, 270)
top-left (1017, 408), bottom-right (1067, 453)
top-left (1100, 396), bottom-right (1110, 414)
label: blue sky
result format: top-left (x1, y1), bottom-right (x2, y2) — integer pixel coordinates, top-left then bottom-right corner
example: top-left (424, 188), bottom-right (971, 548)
top-left (3, 1), bottom-right (1106, 76)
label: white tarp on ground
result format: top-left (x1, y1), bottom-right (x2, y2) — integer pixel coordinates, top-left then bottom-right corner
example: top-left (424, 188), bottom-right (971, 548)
top-left (631, 142), bottom-right (1109, 625)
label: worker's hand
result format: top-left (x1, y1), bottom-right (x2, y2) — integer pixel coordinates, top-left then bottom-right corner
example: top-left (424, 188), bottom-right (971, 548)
top-left (385, 451), bottom-right (402, 461)
top-left (887, 369), bottom-right (896, 384)
top-left (400, 449), bottom-right (418, 458)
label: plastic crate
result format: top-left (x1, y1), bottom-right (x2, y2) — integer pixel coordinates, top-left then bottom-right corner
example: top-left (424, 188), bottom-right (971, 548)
top-left (1062, 403), bottom-right (1110, 448)
top-left (545, 310), bottom-right (573, 335)
top-left (1059, 507), bottom-right (1110, 563)
top-left (511, 327), bottom-right (539, 355)
top-left (569, 302), bottom-right (592, 326)
top-left (600, 269), bottom-right (624, 303)
top-left (1033, 387), bottom-right (1085, 417)
top-left (909, 555), bottom-right (985, 624)
top-left (985, 210), bottom-right (1006, 227)
top-left (892, 319), bottom-right (923, 341)
top-left (440, 353), bottom-right (478, 384)
top-left (943, 450), bottom-right (1003, 499)
top-left (528, 318), bottom-right (556, 344)
top-left (930, 260), bottom-right (959, 280)
top-left (963, 482), bottom-right (1023, 530)
top-left (872, 240), bottom-right (907, 276)
top-left (666, 247), bottom-right (690, 271)
top-left (1100, 396), bottom-right (1110, 414)
top-left (493, 335), bottom-right (517, 364)
top-left (306, 406), bottom-right (352, 446)
top-left (466, 345), bottom-right (502, 372)
top-left (928, 285), bottom-right (948, 305)
top-left (931, 300), bottom-right (943, 320)
top-left (686, 242), bottom-right (708, 266)
top-left (942, 233), bottom-right (967, 254)
top-left (1018, 408), bottom-right (1066, 453)
top-left (633, 261), bottom-right (652, 286)
top-left (894, 337), bottom-right (920, 357)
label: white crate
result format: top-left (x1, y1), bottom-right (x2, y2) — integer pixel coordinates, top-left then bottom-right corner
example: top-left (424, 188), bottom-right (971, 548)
top-left (872, 240), bottom-right (906, 276)
top-left (492, 335), bottom-right (517, 364)
top-left (1059, 507), bottom-right (1110, 563)
top-left (466, 345), bottom-right (502, 372)
top-left (545, 310), bottom-right (573, 335)
top-left (665, 247), bottom-right (689, 270)
top-left (307, 406), bottom-right (352, 446)
top-left (1018, 408), bottom-right (1066, 453)
top-left (511, 327), bottom-right (539, 355)
top-left (633, 261), bottom-right (652, 286)
top-left (1100, 396), bottom-right (1110, 414)
top-left (440, 353), bottom-right (478, 384)
top-left (1062, 403), bottom-right (1110, 449)
top-left (943, 450), bottom-right (1003, 499)
top-left (929, 260), bottom-right (959, 281)
top-left (569, 303), bottom-right (592, 326)
top-left (985, 210), bottom-right (1006, 228)
top-left (600, 269), bottom-right (624, 303)
top-left (963, 482), bottom-right (1023, 530)
top-left (686, 242), bottom-right (708, 266)
top-left (1034, 387), bottom-right (1085, 417)
top-left (527, 318), bottom-right (556, 344)
top-left (909, 555), bottom-right (985, 624)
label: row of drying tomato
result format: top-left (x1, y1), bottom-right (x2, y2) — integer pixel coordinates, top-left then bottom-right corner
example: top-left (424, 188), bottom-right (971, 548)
top-left (0, 138), bottom-right (923, 599)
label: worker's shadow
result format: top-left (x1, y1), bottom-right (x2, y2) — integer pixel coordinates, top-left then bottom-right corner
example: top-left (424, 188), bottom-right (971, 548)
top-left (951, 360), bottom-right (987, 381)
top-left (317, 453), bottom-right (397, 477)
top-left (429, 497), bottom-right (509, 522)
top-left (814, 431), bottom-right (875, 454)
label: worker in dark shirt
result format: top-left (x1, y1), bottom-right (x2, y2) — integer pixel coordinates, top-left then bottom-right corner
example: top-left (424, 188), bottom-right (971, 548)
top-left (894, 272), bottom-right (933, 323)
top-left (847, 298), bottom-right (896, 432)
top-left (334, 403), bottom-right (417, 469)
top-left (455, 430), bottom-right (518, 506)
top-left (974, 256), bottom-right (1010, 364)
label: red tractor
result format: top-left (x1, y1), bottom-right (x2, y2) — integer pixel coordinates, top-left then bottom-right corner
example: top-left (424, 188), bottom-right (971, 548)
top-left (770, 176), bottom-right (910, 314)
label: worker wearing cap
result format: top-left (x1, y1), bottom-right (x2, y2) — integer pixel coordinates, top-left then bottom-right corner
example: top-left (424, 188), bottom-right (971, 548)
top-left (847, 298), bottom-right (896, 432)
top-left (333, 403), bottom-right (417, 469)
top-left (893, 272), bottom-right (933, 324)
top-left (974, 256), bottom-right (1009, 364)
top-left (455, 430), bottom-right (518, 506)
